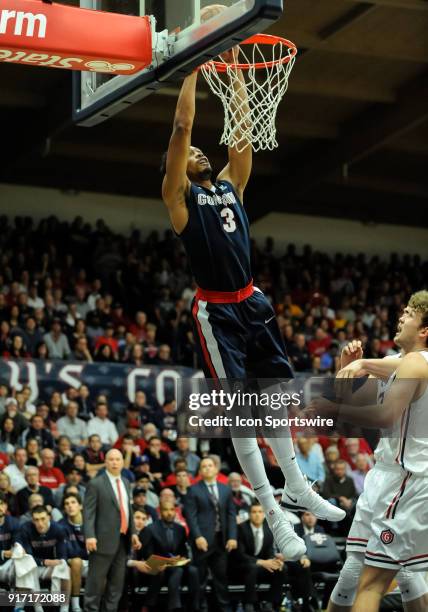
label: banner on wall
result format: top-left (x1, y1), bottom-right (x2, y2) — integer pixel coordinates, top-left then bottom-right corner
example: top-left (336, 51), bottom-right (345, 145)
top-left (0, 358), bottom-right (204, 414)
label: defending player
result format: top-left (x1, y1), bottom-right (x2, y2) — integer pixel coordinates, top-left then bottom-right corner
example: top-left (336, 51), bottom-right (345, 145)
top-left (161, 19), bottom-right (345, 560)
top-left (310, 291), bottom-right (428, 612)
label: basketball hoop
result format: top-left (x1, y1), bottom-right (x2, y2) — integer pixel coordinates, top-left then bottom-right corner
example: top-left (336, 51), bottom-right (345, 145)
top-left (200, 34), bottom-right (297, 152)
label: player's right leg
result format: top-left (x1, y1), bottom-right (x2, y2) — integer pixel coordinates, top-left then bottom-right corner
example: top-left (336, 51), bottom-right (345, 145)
top-left (244, 289), bottom-right (345, 521)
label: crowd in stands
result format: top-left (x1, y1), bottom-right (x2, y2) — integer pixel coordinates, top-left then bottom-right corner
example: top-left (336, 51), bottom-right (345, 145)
top-left (0, 376), bottom-right (373, 611)
top-left (1, 214), bottom-right (425, 373)
top-left (0, 214), bottom-right (422, 610)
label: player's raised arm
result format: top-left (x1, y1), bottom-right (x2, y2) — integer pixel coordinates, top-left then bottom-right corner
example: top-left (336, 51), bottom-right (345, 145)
top-left (218, 56), bottom-right (252, 201)
top-left (161, 72), bottom-right (198, 233)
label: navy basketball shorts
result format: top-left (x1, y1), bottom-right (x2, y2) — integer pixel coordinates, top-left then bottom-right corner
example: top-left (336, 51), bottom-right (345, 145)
top-left (191, 281), bottom-right (293, 380)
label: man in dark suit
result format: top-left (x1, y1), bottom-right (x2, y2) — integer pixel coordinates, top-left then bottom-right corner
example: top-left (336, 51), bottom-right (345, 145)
top-left (234, 501), bottom-right (286, 612)
top-left (184, 456), bottom-right (237, 612)
top-left (140, 500), bottom-right (200, 611)
top-left (294, 510), bottom-right (325, 539)
top-left (83, 448), bottom-right (141, 612)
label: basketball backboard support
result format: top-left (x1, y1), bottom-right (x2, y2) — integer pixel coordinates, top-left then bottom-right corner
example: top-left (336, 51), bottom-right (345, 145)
top-left (72, 0), bottom-right (283, 127)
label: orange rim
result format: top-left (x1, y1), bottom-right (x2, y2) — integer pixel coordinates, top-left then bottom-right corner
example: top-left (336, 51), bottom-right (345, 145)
top-left (203, 33), bottom-right (297, 72)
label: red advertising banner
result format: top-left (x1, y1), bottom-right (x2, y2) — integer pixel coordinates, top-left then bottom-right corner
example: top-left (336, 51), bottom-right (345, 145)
top-left (0, 0), bottom-right (152, 74)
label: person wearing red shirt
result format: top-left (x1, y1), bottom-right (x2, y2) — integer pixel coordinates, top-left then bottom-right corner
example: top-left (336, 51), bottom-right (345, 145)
top-left (307, 328), bottom-right (332, 357)
top-left (93, 322), bottom-right (119, 355)
top-left (129, 311), bottom-right (148, 343)
top-left (38, 448), bottom-right (66, 489)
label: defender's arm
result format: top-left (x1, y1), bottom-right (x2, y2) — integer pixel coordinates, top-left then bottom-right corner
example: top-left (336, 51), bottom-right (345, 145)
top-left (162, 72), bottom-right (198, 233)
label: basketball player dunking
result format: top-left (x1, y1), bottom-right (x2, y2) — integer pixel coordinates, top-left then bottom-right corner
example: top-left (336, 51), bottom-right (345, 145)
top-left (310, 291), bottom-right (428, 612)
top-left (160, 41), bottom-right (345, 559)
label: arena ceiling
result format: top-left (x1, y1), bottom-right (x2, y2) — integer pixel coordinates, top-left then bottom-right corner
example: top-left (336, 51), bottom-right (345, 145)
top-left (1, 0), bottom-right (427, 227)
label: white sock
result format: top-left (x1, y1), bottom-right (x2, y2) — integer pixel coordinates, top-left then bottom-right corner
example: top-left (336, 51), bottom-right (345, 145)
top-left (71, 596), bottom-right (80, 609)
top-left (232, 437), bottom-right (278, 515)
top-left (60, 605), bottom-right (69, 612)
top-left (266, 435), bottom-right (307, 494)
top-left (34, 606), bottom-right (44, 612)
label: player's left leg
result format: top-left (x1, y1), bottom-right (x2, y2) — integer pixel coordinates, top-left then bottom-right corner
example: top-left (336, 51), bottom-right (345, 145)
top-left (352, 565), bottom-right (398, 612)
top-left (244, 289), bottom-right (345, 522)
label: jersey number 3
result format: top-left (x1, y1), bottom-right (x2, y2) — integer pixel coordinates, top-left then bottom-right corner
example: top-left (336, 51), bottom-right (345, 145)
top-left (221, 207), bottom-right (237, 233)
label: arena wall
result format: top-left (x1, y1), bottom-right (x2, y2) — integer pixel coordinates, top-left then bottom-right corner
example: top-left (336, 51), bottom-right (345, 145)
top-left (1, 183), bottom-right (426, 258)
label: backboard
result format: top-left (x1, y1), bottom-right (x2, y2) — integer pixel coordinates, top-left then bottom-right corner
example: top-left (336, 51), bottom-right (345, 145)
top-left (73, 0), bottom-right (283, 126)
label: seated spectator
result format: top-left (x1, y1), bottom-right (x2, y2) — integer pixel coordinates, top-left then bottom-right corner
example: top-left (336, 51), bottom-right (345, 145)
top-left (87, 400), bottom-right (118, 447)
top-left (131, 487), bottom-right (158, 524)
top-left (0, 492), bottom-right (20, 585)
top-left (59, 493), bottom-right (87, 612)
top-left (55, 467), bottom-right (86, 507)
top-left (94, 343), bottom-right (117, 363)
top-left (71, 454), bottom-right (90, 484)
top-left (340, 437), bottom-right (373, 471)
top-left (76, 384), bottom-right (92, 421)
top-left (133, 390), bottom-right (158, 428)
top-left (0, 472), bottom-right (18, 515)
top-left (287, 333), bottom-right (312, 372)
top-left (15, 505), bottom-right (70, 611)
top-left (38, 448), bottom-right (66, 490)
top-left (171, 468), bottom-right (192, 508)
top-left (146, 436), bottom-right (171, 482)
top-left (157, 488), bottom-right (188, 534)
top-left (116, 433), bottom-right (141, 472)
top-left (295, 437), bottom-right (325, 487)
top-left (324, 445), bottom-right (340, 476)
top-left (169, 436), bottom-right (200, 476)
top-left (19, 492), bottom-right (63, 524)
top-left (43, 318), bottom-right (71, 360)
top-left (133, 474), bottom-right (159, 508)
top-left (308, 328), bottom-right (332, 357)
top-left (25, 437), bottom-right (43, 467)
top-left (3, 448), bottom-right (28, 492)
top-left (351, 453), bottom-right (371, 496)
top-left (1, 416), bottom-right (20, 451)
top-left (228, 472), bottom-right (255, 524)
top-left (82, 434), bottom-right (105, 477)
top-left (322, 460), bottom-right (357, 534)
top-left (163, 458), bottom-right (188, 487)
top-left (56, 401), bottom-right (88, 447)
top-left (55, 436), bottom-right (75, 472)
top-left (21, 414), bottom-right (54, 450)
top-left (17, 466), bottom-right (55, 514)
top-left (139, 500), bottom-right (200, 611)
top-left (114, 421), bottom-right (145, 455)
top-left (233, 501), bottom-right (287, 612)
top-left (140, 423), bottom-right (171, 454)
top-left (1, 398), bottom-right (28, 438)
top-left (295, 511), bottom-right (325, 538)
top-left (154, 399), bottom-right (177, 443)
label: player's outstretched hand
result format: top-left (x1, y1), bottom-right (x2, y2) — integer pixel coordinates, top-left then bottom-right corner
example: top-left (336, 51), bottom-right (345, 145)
top-left (340, 340), bottom-right (363, 369)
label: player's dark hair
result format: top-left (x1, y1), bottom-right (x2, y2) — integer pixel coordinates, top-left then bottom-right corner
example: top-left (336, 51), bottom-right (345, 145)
top-left (160, 151), bottom-right (168, 175)
top-left (250, 501), bottom-right (263, 510)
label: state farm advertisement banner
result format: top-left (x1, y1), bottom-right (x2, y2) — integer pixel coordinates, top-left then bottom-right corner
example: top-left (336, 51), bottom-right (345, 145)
top-left (0, 0), bottom-right (152, 74)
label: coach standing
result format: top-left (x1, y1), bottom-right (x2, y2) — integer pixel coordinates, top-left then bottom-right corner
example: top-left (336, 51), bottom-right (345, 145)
top-left (185, 456), bottom-right (237, 612)
top-left (83, 448), bottom-right (141, 611)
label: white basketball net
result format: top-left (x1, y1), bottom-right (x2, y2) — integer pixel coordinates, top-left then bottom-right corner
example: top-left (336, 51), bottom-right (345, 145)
top-left (201, 39), bottom-right (296, 152)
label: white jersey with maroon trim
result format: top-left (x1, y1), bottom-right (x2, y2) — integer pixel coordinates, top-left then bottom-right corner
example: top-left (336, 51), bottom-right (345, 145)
top-left (375, 351), bottom-right (428, 476)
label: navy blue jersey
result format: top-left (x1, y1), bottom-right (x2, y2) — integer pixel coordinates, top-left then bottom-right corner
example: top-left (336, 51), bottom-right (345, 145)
top-left (180, 180), bottom-right (252, 292)
top-left (0, 516), bottom-right (20, 564)
top-left (17, 520), bottom-right (67, 565)
top-left (59, 518), bottom-right (88, 560)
